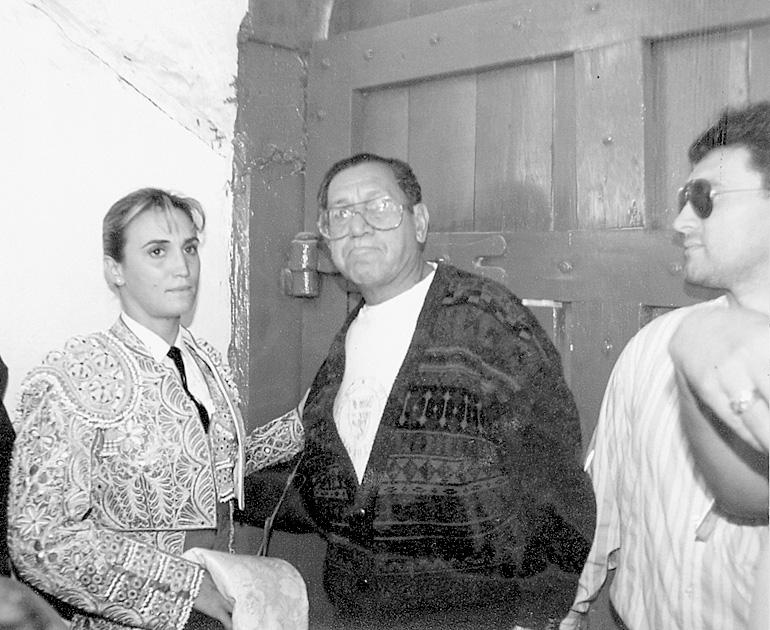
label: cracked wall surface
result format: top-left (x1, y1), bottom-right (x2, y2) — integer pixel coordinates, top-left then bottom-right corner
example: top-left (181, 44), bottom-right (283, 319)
top-left (0, 0), bottom-right (246, 407)
top-left (27, 0), bottom-right (243, 153)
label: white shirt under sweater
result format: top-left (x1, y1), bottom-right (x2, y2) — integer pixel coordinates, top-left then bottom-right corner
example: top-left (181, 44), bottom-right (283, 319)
top-left (334, 265), bottom-right (436, 482)
top-left (562, 296), bottom-right (767, 630)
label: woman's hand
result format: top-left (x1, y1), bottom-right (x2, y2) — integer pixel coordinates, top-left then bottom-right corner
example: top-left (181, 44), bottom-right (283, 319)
top-left (193, 571), bottom-right (234, 630)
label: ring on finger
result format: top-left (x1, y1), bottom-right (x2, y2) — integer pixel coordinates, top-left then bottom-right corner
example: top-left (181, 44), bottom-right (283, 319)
top-left (729, 389), bottom-right (761, 416)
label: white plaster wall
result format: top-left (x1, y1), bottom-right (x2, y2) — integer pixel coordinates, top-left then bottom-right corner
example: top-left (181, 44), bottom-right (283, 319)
top-left (0, 0), bottom-right (247, 410)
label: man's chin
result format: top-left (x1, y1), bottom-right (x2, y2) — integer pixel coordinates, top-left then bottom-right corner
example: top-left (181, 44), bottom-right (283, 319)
top-left (344, 261), bottom-right (383, 284)
top-left (683, 268), bottom-right (720, 290)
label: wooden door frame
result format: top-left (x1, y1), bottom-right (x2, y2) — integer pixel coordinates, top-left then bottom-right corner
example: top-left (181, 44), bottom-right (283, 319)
top-left (231, 0), bottom-right (336, 421)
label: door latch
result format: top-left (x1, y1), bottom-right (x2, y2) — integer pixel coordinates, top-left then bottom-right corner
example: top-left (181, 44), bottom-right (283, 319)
top-left (281, 232), bottom-right (320, 297)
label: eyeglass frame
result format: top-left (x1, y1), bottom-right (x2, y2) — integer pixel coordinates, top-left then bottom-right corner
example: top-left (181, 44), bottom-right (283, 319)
top-left (677, 178), bottom-right (770, 219)
top-left (317, 196), bottom-right (408, 240)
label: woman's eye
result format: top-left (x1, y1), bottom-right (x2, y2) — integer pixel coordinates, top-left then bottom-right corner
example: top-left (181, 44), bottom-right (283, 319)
top-left (185, 244), bottom-right (199, 255)
top-left (148, 247), bottom-right (165, 257)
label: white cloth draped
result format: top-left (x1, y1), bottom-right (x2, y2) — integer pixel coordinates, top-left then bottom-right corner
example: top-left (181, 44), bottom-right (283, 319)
top-left (182, 548), bottom-right (308, 630)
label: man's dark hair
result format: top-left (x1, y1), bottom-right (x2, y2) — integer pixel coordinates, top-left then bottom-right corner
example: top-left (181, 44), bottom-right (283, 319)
top-left (316, 153), bottom-right (422, 210)
top-left (688, 101), bottom-right (770, 187)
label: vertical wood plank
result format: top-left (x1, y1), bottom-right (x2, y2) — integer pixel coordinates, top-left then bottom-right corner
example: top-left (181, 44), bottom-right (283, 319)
top-left (749, 23), bottom-right (770, 100)
top-left (726, 35), bottom-right (750, 106)
top-left (553, 56), bottom-right (577, 231)
top-left (474, 61), bottom-right (554, 232)
top-left (567, 301), bottom-right (641, 445)
top-left (353, 87), bottom-right (409, 157)
top-left (408, 74), bottom-right (477, 231)
top-left (648, 29), bottom-right (751, 228)
top-left (575, 40), bottom-right (647, 229)
top-left (302, 39), bottom-right (355, 388)
top-left (305, 40), bottom-right (354, 217)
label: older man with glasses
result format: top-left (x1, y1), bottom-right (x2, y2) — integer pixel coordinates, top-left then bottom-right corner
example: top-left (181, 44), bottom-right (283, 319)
top-left (561, 102), bottom-right (770, 630)
top-left (246, 153), bottom-right (595, 629)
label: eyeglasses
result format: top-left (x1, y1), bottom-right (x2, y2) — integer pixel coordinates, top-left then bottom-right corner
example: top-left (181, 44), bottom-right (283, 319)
top-left (677, 179), bottom-right (769, 219)
top-left (318, 197), bottom-right (405, 240)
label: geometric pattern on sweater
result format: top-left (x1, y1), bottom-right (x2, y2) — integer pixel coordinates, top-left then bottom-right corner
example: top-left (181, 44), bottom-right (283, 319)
top-left (384, 447), bottom-right (501, 487)
top-left (299, 263), bottom-right (594, 626)
top-left (396, 385), bottom-right (486, 434)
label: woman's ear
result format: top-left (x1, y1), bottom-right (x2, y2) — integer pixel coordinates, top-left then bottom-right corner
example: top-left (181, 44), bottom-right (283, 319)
top-left (103, 256), bottom-right (124, 287)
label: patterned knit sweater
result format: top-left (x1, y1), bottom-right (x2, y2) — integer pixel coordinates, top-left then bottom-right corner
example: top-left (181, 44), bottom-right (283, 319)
top-left (299, 263), bottom-right (595, 626)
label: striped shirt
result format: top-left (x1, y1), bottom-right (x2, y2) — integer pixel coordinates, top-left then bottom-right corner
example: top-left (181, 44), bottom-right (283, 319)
top-left (566, 296), bottom-right (767, 630)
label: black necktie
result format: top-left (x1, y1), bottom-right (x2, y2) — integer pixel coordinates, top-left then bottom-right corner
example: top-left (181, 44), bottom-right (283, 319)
top-left (167, 345), bottom-right (210, 432)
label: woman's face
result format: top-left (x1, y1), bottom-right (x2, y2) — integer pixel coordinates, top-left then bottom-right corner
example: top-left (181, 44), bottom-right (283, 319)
top-left (105, 206), bottom-right (200, 338)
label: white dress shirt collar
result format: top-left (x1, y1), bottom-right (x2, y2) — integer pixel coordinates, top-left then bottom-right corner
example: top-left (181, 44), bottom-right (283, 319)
top-left (120, 312), bottom-right (183, 361)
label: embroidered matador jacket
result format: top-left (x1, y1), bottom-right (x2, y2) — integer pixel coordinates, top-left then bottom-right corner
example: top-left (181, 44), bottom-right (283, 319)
top-left (8, 319), bottom-right (246, 630)
top-left (250, 263), bottom-right (596, 627)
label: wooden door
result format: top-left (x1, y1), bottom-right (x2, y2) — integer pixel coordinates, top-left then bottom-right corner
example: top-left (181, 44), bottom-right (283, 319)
top-left (300, 0), bottom-right (770, 448)
top-left (283, 3), bottom-right (770, 627)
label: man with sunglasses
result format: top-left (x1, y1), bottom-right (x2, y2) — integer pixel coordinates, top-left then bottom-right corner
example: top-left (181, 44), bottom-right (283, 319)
top-left (561, 101), bottom-right (770, 630)
top-left (246, 153), bottom-right (595, 628)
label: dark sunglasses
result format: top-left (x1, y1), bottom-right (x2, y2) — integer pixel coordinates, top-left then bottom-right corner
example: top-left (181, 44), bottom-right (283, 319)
top-left (677, 179), bottom-right (769, 219)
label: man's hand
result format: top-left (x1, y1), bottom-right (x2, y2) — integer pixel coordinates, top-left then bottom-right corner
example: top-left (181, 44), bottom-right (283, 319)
top-left (193, 571), bottom-right (233, 630)
top-left (669, 307), bottom-right (770, 453)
